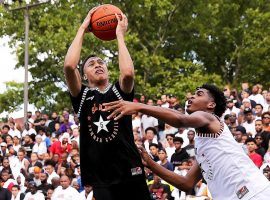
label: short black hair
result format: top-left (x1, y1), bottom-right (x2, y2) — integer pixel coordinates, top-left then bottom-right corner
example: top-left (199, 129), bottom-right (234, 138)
top-left (165, 134), bottom-right (175, 138)
top-left (79, 54), bottom-right (98, 77)
top-left (44, 159), bottom-right (56, 167)
top-left (255, 104), bottom-right (263, 109)
top-left (145, 127), bottom-right (157, 135)
top-left (149, 143), bottom-right (159, 150)
top-left (245, 137), bottom-right (256, 145)
top-left (173, 137), bottom-right (184, 144)
top-left (200, 84), bottom-right (227, 117)
top-left (236, 126), bottom-right (246, 134)
top-left (2, 125), bottom-right (10, 130)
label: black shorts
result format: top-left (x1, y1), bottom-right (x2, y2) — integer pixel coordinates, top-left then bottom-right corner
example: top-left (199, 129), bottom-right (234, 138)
top-left (93, 179), bottom-right (151, 200)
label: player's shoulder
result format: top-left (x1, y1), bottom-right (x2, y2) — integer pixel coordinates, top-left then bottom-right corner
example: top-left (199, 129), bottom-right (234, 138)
top-left (190, 111), bottom-right (216, 120)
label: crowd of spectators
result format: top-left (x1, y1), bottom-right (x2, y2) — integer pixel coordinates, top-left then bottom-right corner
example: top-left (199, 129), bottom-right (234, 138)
top-left (0, 82), bottom-right (269, 200)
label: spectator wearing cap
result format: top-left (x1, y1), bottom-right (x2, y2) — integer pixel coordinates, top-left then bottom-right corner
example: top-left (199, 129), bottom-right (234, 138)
top-left (224, 98), bottom-right (240, 118)
top-left (242, 108), bottom-right (256, 137)
top-left (24, 181), bottom-right (45, 200)
top-left (51, 175), bottom-right (80, 200)
top-left (49, 132), bottom-right (72, 159)
top-left (32, 135), bottom-right (47, 160)
top-left (248, 84), bottom-right (265, 105)
top-left (0, 142), bottom-right (8, 156)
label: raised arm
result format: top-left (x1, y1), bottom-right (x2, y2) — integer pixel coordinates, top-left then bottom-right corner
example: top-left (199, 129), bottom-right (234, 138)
top-left (139, 146), bottom-right (202, 192)
top-left (103, 101), bottom-right (214, 129)
top-left (115, 13), bottom-right (134, 94)
top-left (64, 7), bottom-right (97, 97)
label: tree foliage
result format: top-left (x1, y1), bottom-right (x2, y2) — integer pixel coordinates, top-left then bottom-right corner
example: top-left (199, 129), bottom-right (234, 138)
top-left (0, 0), bottom-right (269, 113)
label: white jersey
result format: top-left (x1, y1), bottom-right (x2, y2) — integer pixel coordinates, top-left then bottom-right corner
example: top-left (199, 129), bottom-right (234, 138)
top-left (195, 119), bottom-right (269, 200)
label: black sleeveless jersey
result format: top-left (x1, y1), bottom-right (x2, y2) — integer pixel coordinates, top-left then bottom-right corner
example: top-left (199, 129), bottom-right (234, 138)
top-left (70, 82), bottom-right (145, 187)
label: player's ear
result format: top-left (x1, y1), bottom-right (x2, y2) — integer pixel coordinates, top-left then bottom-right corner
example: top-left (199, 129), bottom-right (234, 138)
top-left (208, 102), bottom-right (216, 109)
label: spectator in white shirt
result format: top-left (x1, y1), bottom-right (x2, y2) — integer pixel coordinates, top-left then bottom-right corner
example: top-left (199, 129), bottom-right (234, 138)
top-left (51, 175), bottom-right (80, 200)
top-left (44, 160), bottom-right (59, 184)
top-left (24, 181), bottom-right (45, 200)
top-left (8, 122), bottom-right (21, 139)
top-left (248, 84), bottom-right (265, 105)
top-left (32, 135), bottom-right (47, 159)
top-left (242, 108), bottom-right (256, 137)
top-left (80, 185), bottom-right (94, 200)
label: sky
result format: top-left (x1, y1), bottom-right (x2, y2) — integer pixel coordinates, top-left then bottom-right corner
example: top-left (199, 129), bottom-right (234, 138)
top-left (0, 36), bottom-right (34, 118)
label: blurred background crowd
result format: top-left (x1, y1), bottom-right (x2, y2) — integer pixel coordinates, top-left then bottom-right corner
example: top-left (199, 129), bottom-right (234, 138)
top-left (0, 82), bottom-right (269, 200)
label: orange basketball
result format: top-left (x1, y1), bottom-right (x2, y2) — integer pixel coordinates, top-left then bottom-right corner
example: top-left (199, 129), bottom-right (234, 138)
top-left (90, 4), bottom-right (122, 41)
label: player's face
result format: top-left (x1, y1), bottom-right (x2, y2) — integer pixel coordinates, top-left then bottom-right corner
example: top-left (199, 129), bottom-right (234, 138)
top-left (186, 88), bottom-right (215, 114)
top-left (83, 57), bottom-right (109, 83)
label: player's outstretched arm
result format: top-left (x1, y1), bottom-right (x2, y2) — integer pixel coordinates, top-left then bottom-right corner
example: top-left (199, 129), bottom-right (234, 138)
top-left (64, 7), bottom-right (98, 97)
top-left (138, 146), bottom-right (202, 192)
top-left (103, 100), bottom-right (212, 129)
top-left (115, 13), bottom-right (134, 94)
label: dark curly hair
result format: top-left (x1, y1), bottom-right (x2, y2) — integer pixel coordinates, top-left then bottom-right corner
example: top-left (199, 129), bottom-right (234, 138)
top-left (199, 84), bottom-right (227, 117)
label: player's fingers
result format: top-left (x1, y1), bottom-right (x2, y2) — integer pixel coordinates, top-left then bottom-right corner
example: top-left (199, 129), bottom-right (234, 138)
top-left (107, 107), bottom-right (122, 119)
top-left (114, 112), bottom-right (124, 121)
top-left (103, 100), bottom-right (122, 107)
top-left (115, 13), bottom-right (120, 22)
top-left (102, 104), bottom-right (119, 112)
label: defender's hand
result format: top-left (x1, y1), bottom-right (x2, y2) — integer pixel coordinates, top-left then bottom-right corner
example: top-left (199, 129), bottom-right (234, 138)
top-left (102, 100), bottom-right (138, 120)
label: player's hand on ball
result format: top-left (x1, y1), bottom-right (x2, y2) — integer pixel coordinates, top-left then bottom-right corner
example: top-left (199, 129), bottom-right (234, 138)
top-left (115, 13), bottom-right (128, 37)
top-left (81, 6), bottom-right (99, 33)
top-left (102, 100), bottom-right (137, 120)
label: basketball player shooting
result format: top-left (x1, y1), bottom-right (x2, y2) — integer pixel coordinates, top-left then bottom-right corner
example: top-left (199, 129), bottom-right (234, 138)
top-left (103, 84), bottom-right (270, 200)
top-left (64, 7), bottom-right (151, 200)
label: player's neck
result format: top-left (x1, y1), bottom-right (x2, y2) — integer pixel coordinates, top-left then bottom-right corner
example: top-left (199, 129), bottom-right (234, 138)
top-left (89, 79), bottom-right (110, 91)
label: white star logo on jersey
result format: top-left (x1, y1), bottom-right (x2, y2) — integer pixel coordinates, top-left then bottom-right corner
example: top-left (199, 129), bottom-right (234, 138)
top-left (93, 115), bottom-right (110, 133)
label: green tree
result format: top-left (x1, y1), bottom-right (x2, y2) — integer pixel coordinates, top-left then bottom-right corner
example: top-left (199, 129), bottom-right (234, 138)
top-left (1, 0), bottom-right (269, 113)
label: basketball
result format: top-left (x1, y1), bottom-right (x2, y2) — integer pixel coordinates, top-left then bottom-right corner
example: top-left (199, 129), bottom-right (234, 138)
top-left (90, 4), bottom-right (122, 41)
